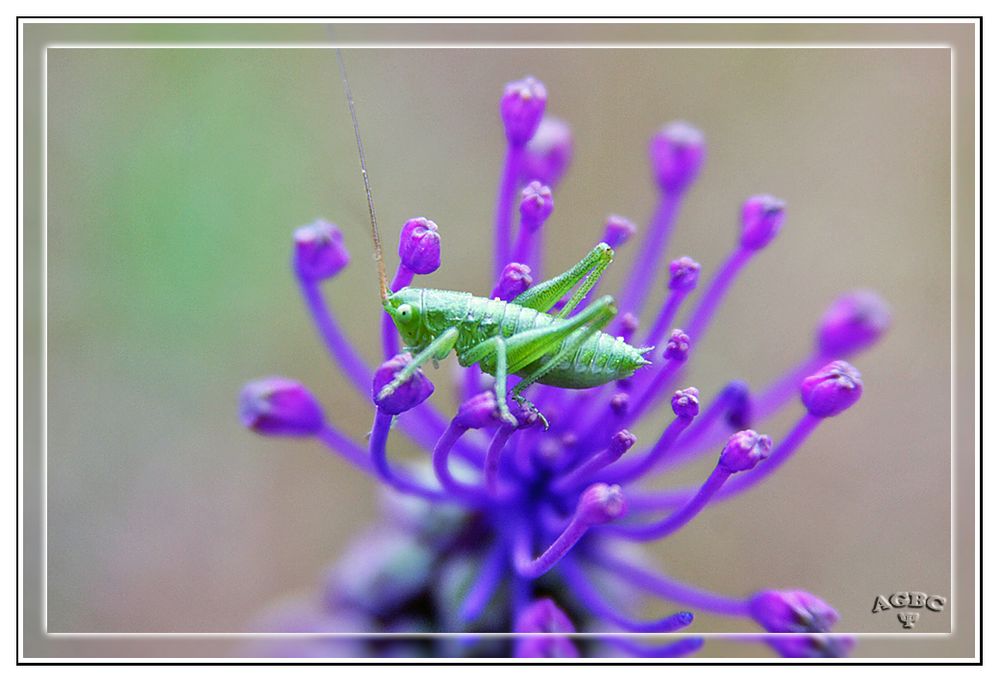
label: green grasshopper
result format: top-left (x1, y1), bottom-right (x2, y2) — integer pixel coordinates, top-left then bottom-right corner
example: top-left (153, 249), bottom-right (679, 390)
top-left (338, 51), bottom-right (652, 428)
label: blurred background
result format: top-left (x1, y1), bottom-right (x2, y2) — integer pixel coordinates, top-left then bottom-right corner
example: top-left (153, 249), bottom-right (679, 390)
top-left (24, 21), bottom-right (975, 657)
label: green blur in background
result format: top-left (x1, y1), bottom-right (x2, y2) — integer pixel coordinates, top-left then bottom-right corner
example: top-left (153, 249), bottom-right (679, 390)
top-left (24, 21), bottom-right (976, 658)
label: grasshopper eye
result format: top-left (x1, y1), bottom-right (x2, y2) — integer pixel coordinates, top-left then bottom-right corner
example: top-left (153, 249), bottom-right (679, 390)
top-left (398, 304), bottom-right (414, 320)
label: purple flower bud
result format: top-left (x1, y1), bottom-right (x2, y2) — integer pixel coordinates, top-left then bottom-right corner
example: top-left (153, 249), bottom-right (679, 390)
top-left (671, 387), bottom-right (701, 418)
top-left (668, 256), bottom-right (701, 291)
top-left (609, 392), bottom-right (630, 417)
top-left (292, 219), bottom-right (350, 281)
top-left (522, 116), bottom-right (573, 186)
top-left (576, 483), bottom-right (627, 526)
top-left (816, 290), bottom-right (891, 357)
top-left (455, 391), bottom-right (501, 429)
top-left (603, 215), bottom-right (637, 249)
top-left (722, 380), bottom-right (753, 430)
top-left (719, 429), bottom-right (772, 473)
top-left (398, 217), bottom-right (441, 275)
top-left (492, 262), bottom-right (533, 302)
top-left (519, 181), bottom-right (554, 228)
top-left (514, 599), bottom-right (579, 658)
top-left (749, 590), bottom-right (840, 634)
top-left (800, 361), bottom-right (863, 418)
top-left (609, 429), bottom-right (638, 458)
top-left (740, 194), bottom-right (786, 250)
top-left (766, 634), bottom-right (856, 658)
top-left (239, 377), bottom-right (325, 437)
top-left (649, 121), bottom-right (705, 194)
top-left (372, 354), bottom-right (434, 415)
top-left (664, 329), bottom-right (691, 361)
top-left (500, 76), bottom-right (547, 147)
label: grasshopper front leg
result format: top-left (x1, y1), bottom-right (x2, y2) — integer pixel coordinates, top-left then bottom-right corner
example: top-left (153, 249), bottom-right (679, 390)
top-left (376, 327), bottom-right (459, 401)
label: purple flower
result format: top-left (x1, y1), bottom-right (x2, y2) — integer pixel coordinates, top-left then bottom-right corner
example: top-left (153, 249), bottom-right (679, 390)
top-left (241, 73), bottom-right (886, 660)
top-left (749, 590), bottom-right (840, 634)
top-left (519, 181), bottom-right (554, 228)
top-left (398, 217), bottom-right (441, 275)
top-left (500, 76), bottom-right (547, 147)
top-left (650, 121), bottom-right (705, 194)
top-left (293, 219), bottom-right (350, 282)
top-left (740, 194), bottom-right (787, 250)
top-left (603, 215), bottom-right (637, 249)
top-left (491, 262), bottom-right (533, 302)
top-left (239, 377), bottom-right (324, 437)
top-left (719, 429), bottom-right (772, 473)
top-left (800, 361), bottom-right (863, 418)
top-left (816, 290), bottom-right (891, 356)
top-left (668, 256), bottom-right (701, 291)
top-left (522, 116), bottom-right (573, 187)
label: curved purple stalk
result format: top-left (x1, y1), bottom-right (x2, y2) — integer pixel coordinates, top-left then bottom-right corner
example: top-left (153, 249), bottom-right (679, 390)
top-left (316, 424), bottom-right (373, 474)
top-left (484, 423), bottom-right (518, 496)
top-left (626, 412), bottom-right (822, 511)
top-left (431, 422), bottom-right (485, 499)
top-left (560, 560), bottom-right (694, 633)
top-left (600, 414), bottom-right (693, 484)
top-left (604, 466), bottom-right (730, 540)
top-left (618, 193), bottom-right (681, 318)
top-left (683, 247), bottom-right (753, 345)
top-left (495, 146), bottom-right (524, 278)
top-left (644, 288), bottom-right (689, 350)
top-left (459, 542), bottom-right (508, 624)
top-left (513, 518), bottom-right (592, 579)
top-left (588, 552), bottom-right (751, 618)
top-left (369, 410), bottom-right (467, 504)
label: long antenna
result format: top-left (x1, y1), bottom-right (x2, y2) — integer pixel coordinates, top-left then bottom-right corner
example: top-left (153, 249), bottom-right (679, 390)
top-left (335, 44), bottom-right (388, 302)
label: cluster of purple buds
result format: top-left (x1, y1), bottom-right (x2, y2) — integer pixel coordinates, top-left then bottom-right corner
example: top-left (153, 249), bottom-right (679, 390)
top-left (241, 73), bottom-right (890, 659)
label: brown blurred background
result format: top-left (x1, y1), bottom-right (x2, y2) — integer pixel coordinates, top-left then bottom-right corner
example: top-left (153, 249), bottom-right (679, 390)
top-left (22, 21), bottom-right (978, 658)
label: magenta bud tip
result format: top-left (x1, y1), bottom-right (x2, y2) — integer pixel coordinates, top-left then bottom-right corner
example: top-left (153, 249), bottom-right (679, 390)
top-left (372, 354), bottom-right (435, 415)
top-left (500, 76), bottom-right (547, 147)
top-left (816, 290), bottom-right (891, 356)
top-left (671, 387), bottom-right (701, 418)
top-left (523, 116), bottom-right (573, 187)
top-left (749, 589), bottom-right (840, 634)
top-left (492, 262), bottom-right (534, 302)
top-left (664, 329), bottom-right (691, 361)
top-left (519, 181), bottom-right (554, 227)
top-left (455, 392), bottom-right (501, 430)
top-left (650, 121), bottom-right (706, 194)
top-left (668, 256), bottom-right (701, 291)
top-left (239, 377), bottom-right (325, 437)
top-left (292, 219), bottom-right (350, 282)
top-left (603, 215), bottom-right (637, 249)
top-left (719, 429), bottom-right (771, 473)
top-left (398, 217), bottom-right (441, 275)
top-left (576, 483), bottom-right (627, 525)
top-left (740, 194), bottom-right (786, 250)
top-left (609, 429), bottom-right (638, 458)
top-left (800, 361), bottom-right (863, 418)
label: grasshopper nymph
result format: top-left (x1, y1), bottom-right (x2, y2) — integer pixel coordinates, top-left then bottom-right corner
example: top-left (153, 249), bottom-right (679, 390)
top-left (337, 51), bottom-right (652, 428)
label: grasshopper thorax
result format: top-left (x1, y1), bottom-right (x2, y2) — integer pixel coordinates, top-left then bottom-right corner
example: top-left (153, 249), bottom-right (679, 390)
top-left (383, 287), bottom-right (425, 348)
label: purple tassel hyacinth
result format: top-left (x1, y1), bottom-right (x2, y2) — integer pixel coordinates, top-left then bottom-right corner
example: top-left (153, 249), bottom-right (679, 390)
top-left (241, 75), bottom-right (889, 659)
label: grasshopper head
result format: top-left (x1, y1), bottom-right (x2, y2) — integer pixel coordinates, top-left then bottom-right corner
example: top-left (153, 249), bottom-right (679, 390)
top-left (383, 287), bottom-right (424, 347)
